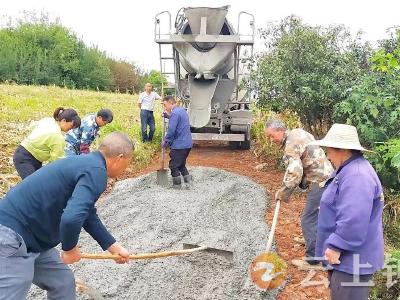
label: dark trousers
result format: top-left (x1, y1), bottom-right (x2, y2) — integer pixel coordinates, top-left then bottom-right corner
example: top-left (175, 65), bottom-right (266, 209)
top-left (140, 109), bottom-right (155, 142)
top-left (13, 145), bottom-right (42, 179)
top-left (169, 148), bottom-right (191, 177)
top-left (328, 270), bottom-right (372, 300)
top-left (301, 185), bottom-right (325, 263)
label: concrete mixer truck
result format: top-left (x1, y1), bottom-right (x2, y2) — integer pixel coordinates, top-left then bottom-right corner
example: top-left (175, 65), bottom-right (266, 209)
top-left (155, 6), bottom-right (255, 149)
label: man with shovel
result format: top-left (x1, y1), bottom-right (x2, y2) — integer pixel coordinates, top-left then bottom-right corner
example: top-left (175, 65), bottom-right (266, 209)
top-left (0, 132), bottom-right (133, 300)
top-left (265, 120), bottom-right (334, 270)
top-left (161, 95), bottom-right (193, 189)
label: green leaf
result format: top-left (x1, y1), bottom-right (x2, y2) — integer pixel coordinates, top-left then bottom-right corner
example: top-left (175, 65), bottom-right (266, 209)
top-left (391, 152), bottom-right (400, 169)
top-left (371, 107), bottom-right (379, 118)
top-left (384, 98), bottom-right (395, 108)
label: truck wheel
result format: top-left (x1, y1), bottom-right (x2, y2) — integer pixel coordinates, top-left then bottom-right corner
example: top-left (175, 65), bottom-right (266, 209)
top-left (240, 139), bottom-right (251, 150)
top-left (229, 141), bottom-right (241, 149)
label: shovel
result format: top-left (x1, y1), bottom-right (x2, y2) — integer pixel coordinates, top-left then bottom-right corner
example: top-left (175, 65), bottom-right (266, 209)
top-left (75, 277), bottom-right (105, 300)
top-left (249, 200), bottom-right (288, 290)
top-left (80, 244), bottom-right (233, 261)
top-left (156, 115), bottom-right (169, 186)
top-left (156, 81), bottom-right (169, 186)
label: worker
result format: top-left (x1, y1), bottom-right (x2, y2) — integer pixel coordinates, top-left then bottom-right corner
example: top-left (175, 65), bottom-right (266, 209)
top-left (264, 119), bottom-right (334, 270)
top-left (13, 107), bottom-right (81, 179)
top-left (0, 132), bottom-right (134, 300)
top-left (65, 108), bottom-right (114, 156)
top-left (161, 95), bottom-right (193, 188)
top-left (138, 82), bottom-right (161, 142)
top-left (310, 124), bottom-right (384, 300)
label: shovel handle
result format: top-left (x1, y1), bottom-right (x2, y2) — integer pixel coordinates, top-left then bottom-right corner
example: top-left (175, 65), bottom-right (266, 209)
top-left (81, 246), bottom-right (207, 260)
top-left (160, 116), bottom-right (166, 169)
top-left (265, 200), bottom-right (281, 252)
top-left (160, 81), bottom-right (166, 169)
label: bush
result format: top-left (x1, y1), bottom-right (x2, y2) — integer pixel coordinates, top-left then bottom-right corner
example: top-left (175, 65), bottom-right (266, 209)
top-left (253, 15), bottom-right (370, 137)
top-left (334, 72), bottom-right (400, 149)
top-left (334, 30), bottom-right (400, 190)
top-left (381, 190), bottom-right (400, 246)
top-left (107, 59), bottom-right (144, 93)
top-left (371, 140), bottom-right (400, 190)
top-left (370, 250), bottom-right (400, 300)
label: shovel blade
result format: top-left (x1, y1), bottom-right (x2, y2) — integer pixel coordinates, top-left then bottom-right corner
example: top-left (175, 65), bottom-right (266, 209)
top-left (183, 243), bottom-right (234, 261)
top-left (156, 169), bottom-right (169, 186)
top-left (76, 277), bottom-right (105, 300)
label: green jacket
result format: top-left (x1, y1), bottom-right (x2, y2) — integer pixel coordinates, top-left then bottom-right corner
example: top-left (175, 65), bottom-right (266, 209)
top-left (21, 117), bottom-right (65, 162)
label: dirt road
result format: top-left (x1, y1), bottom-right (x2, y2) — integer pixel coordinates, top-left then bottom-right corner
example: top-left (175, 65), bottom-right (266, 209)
top-left (122, 142), bottom-right (330, 300)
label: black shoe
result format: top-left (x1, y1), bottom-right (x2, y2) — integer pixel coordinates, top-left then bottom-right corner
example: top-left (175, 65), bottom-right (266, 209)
top-left (172, 176), bottom-right (181, 189)
top-left (183, 175), bottom-right (193, 189)
top-left (183, 175), bottom-right (192, 183)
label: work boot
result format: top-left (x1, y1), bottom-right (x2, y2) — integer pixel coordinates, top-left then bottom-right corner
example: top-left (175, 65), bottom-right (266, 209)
top-left (183, 175), bottom-right (193, 189)
top-left (291, 259), bottom-right (325, 271)
top-left (172, 176), bottom-right (182, 189)
top-left (294, 236), bottom-right (306, 246)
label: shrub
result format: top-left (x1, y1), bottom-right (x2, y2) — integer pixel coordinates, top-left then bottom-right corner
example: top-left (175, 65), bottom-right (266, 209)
top-left (371, 250), bottom-right (400, 300)
top-left (253, 15), bottom-right (370, 137)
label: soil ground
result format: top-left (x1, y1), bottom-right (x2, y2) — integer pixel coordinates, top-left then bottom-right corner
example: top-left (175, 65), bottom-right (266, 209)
top-left (120, 142), bottom-right (330, 300)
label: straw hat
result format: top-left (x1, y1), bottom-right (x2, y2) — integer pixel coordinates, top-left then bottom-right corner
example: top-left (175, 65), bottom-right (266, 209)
top-left (309, 123), bottom-right (370, 152)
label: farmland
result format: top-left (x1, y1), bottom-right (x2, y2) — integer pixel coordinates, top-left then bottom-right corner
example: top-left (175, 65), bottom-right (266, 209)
top-left (0, 83), bottom-right (162, 196)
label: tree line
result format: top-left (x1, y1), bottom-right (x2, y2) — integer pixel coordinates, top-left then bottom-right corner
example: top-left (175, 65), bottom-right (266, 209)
top-left (0, 16), bottom-right (164, 93)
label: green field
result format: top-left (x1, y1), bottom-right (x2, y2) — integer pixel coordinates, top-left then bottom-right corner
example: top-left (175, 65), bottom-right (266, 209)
top-left (0, 84), bottom-right (162, 196)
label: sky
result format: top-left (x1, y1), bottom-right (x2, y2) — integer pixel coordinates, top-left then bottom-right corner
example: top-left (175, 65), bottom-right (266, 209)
top-left (2, 0), bottom-right (400, 72)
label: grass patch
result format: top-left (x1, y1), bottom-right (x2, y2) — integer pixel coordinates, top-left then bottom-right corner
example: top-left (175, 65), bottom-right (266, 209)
top-left (0, 83), bottom-right (162, 196)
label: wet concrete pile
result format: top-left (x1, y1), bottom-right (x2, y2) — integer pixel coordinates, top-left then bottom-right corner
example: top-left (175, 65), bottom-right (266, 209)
top-left (29, 167), bottom-right (278, 300)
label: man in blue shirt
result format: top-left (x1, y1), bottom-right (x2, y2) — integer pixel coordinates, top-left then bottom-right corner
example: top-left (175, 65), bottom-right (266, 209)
top-left (161, 96), bottom-right (193, 188)
top-left (0, 132), bottom-right (134, 300)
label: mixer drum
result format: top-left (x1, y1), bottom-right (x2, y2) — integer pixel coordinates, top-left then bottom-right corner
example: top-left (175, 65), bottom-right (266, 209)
top-left (175, 6), bottom-right (237, 128)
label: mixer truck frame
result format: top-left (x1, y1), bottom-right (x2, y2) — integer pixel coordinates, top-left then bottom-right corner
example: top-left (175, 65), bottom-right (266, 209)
top-left (155, 6), bottom-right (255, 149)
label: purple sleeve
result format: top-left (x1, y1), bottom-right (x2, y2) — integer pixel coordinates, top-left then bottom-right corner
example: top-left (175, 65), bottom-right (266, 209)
top-left (326, 174), bottom-right (375, 252)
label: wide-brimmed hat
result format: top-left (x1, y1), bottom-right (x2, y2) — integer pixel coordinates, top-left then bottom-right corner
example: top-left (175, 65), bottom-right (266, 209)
top-left (309, 123), bottom-right (371, 152)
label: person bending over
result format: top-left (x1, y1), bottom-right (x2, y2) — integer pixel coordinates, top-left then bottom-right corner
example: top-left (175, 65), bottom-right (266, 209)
top-left (13, 107), bottom-right (81, 179)
top-left (65, 108), bottom-right (113, 156)
top-left (0, 132), bottom-right (134, 300)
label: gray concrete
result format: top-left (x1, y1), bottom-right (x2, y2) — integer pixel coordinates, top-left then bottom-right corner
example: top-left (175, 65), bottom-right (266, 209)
top-left (29, 167), bottom-right (278, 300)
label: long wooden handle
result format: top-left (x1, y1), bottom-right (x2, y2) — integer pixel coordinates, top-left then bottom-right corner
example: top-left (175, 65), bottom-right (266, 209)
top-left (265, 200), bottom-right (281, 252)
top-left (160, 116), bottom-right (166, 169)
top-left (160, 81), bottom-right (166, 169)
top-left (81, 246), bottom-right (207, 260)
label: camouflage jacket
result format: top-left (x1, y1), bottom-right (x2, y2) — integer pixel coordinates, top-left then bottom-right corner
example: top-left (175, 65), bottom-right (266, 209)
top-left (276, 128), bottom-right (334, 202)
top-left (65, 114), bottom-right (99, 147)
